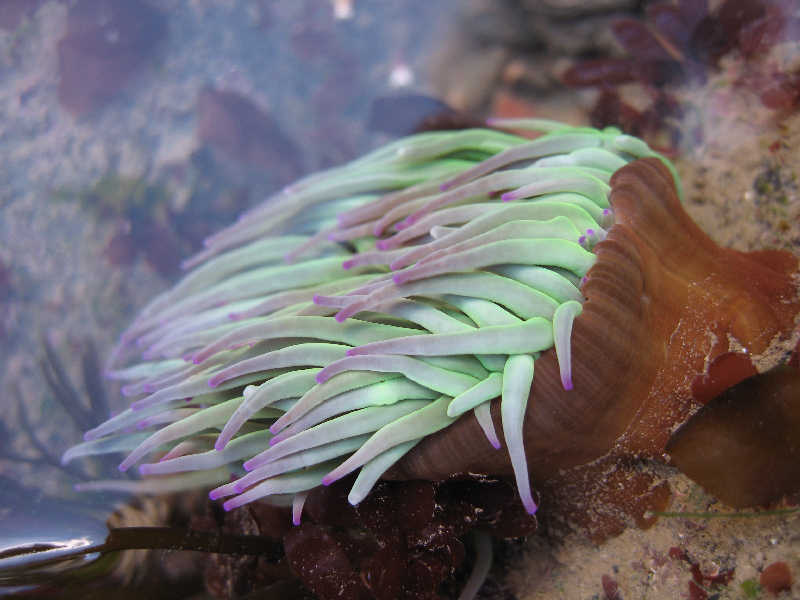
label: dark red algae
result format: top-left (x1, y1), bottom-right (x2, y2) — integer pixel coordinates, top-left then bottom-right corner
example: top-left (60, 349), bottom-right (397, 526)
top-left (601, 574), bottom-right (621, 600)
top-left (57, 0), bottom-right (166, 116)
top-left (562, 0), bottom-right (800, 147)
top-left (196, 87), bottom-right (304, 182)
top-left (200, 475), bottom-right (536, 600)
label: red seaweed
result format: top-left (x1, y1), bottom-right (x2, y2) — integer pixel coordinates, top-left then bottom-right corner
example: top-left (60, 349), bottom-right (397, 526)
top-left (196, 87), bottom-right (304, 182)
top-left (201, 475), bottom-right (535, 599)
top-left (57, 0), bottom-right (166, 116)
top-left (562, 0), bottom-right (800, 147)
top-left (601, 574), bottom-right (621, 600)
top-left (669, 546), bottom-right (736, 600)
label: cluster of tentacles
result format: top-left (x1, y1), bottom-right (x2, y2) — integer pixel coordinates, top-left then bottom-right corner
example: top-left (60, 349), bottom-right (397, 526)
top-left (63, 120), bottom-right (676, 523)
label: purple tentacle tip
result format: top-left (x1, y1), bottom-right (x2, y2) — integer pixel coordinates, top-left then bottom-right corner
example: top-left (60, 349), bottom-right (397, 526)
top-left (578, 235), bottom-right (586, 245)
top-left (209, 489), bottom-right (220, 500)
top-left (321, 476), bottom-right (334, 486)
top-left (501, 192), bottom-right (515, 202)
top-left (524, 500), bottom-right (538, 515)
top-left (376, 239), bottom-right (389, 250)
top-left (315, 372), bottom-right (327, 384)
top-left (117, 464), bottom-right (127, 472)
top-left (223, 501), bottom-right (234, 512)
top-left (407, 214), bottom-right (420, 227)
top-left (341, 259), bottom-right (354, 270)
top-left (562, 377), bottom-right (573, 391)
top-left (439, 181), bottom-right (451, 192)
top-left (271, 432), bottom-right (288, 445)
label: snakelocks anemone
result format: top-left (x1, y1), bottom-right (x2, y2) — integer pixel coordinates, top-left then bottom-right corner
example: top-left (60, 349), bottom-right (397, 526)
top-left (64, 119), bottom-right (800, 566)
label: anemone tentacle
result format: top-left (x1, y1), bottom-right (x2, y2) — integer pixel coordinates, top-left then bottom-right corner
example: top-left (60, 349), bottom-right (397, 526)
top-left (66, 121), bottom-right (677, 523)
